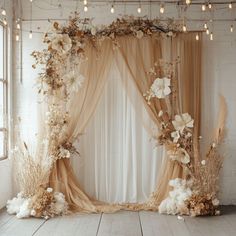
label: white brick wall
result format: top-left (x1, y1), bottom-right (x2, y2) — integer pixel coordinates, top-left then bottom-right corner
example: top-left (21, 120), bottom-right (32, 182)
top-left (14, 0), bottom-right (236, 204)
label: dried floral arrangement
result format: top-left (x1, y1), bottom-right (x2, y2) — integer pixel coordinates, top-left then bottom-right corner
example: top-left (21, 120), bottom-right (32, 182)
top-left (7, 14), bottom-right (226, 219)
top-left (144, 60), bottom-right (227, 217)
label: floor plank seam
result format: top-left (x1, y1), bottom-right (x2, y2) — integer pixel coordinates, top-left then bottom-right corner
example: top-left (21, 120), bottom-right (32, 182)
top-left (31, 219), bottom-right (46, 236)
top-left (96, 213), bottom-right (103, 236)
top-left (138, 212), bottom-right (143, 236)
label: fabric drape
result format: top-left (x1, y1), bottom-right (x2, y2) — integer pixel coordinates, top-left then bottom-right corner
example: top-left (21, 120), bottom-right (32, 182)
top-left (48, 33), bottom-right (202, 212)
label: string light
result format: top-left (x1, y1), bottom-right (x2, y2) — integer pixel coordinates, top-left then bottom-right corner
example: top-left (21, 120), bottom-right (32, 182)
top-left (1, 8), bottom-right (6, 16)
top-left (29, 30), bottom-right (33, 39)
top-left (3, 18), bottom-right (7, 25)
top-left (16, 19), bottom-right (21, 29)
top-left (186, 0), bottom-right (191, 5)
top-left (229, 3), bottom-right (233, 9)
top-left (230, 24), bottom-right (234, 32)
top-left (210, 32), bottom-right (213, 40)
top-left (196, 33), bottom-right (199, 41)
top-left (83, 0), bottom-right (87, 5)
top-left (111, 5), bottom-right (115, 13)
top-left (202, 4), bottom-right (206, 11)
top-left (204, 22), bottom-right (208, 29)
top-left (182, 24), bottom-right (187, 32)
top-left (137, 2), bottom-right (141, 14)
top-left (84, 5), bottom-right (88, 12)
top-left (206, 28), bottom-right (210, 35)
top-left (160, 4), bottom-right (165, 14)
top-left (16, 33), bottom-right (20, 41)
top-left (208, 3), bottom-right (212, 9)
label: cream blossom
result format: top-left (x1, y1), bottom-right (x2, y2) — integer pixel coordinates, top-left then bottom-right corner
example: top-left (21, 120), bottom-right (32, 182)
top-left (167, 148), bottom-right (190, 164)
top-left (171, 131), bottom-right (180, 143)
top-left (172, 113), bottom-right (194, 133)
top-left (150, 77), bottom-right (171, 99)
top-left (136, 30), bottom-right (144, 39)
top-left (63, 71), bottom-right (85, 92)
top-left (51, 34), bottom-right (72, 54)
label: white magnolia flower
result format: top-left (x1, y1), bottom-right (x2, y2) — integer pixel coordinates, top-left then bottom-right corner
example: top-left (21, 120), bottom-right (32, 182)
top-left (167, 148), bottom-right (190, 164)
top-left (51, 34), bottom-right (72, 54)
top-left (172, 113), bottom-right (194, 133)
top-left (150, 77), bottom-right (171, 99)
top-left (136, 30), bottom-right (144, 39)
top-left (171, 131), bottom-right (180, 143)
top-left (63, 71), bottom-right (85, 92)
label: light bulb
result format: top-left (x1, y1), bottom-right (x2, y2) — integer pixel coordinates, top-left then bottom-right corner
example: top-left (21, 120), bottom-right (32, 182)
top-left (160, 5), bottom-right (165, 14)
top-left (186, 0), bottom-right (191, 5)
top-left (84, 5), bottom-right (88, 12)
top-left (204, 23), bottom-right (208, 29)
top-left (16, 34), bottom-right (20, 41)
top-left (202, 4), bottom-right (206, 11)
top-left (230, 25), bottom-right (233, 32)
top-left (1, 8), bottom-right (6, 16)
top-left (210, 32), bottom-right (213, 40)
top-left (137, 6), bottom-right (141, 13)
top-left (30, 0), bottom-right (33, 2)
top-left (208, 3), bottom-right (212, 9)
top-left (111, 5), bottom-right (114, 13)
top-left (83, 0), bottom-right (87, 5)
top-left (206, 28), bottom-right (210, 35)
top-left (16, 23), bottom-right (20, 29)
top-left (229, 3), bottom-right (233, 9)
top-left (196, 34), bottom-right (199, 41)
top-left (182, 25), bottom-right (187, 32)
top-left (29, 30), bottom-right (33, 39)
top-left (3, 18), bottom-right (7, 25)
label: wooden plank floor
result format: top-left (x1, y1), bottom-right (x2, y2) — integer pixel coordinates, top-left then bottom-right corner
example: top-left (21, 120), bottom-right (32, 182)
top-left (0, 206), bottom-right (236, 236)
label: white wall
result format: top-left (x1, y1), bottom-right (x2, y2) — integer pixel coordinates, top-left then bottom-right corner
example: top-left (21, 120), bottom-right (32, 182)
top-left (0, 0), bottom-right (13, 209)
top-left (14, 0), bottom-right (236, 204)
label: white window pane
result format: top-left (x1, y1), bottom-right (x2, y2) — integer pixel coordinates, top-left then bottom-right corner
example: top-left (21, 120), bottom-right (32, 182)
top-left (0, 131), bottom-right (4, 157)
top-left (0, 25), bottom-right (3, 79)
top-left (0, 82), bottom-right (3, 127)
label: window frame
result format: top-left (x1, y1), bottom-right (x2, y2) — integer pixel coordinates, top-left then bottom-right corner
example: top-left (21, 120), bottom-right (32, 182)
top-left (0, 21), bottom-right (8, 161)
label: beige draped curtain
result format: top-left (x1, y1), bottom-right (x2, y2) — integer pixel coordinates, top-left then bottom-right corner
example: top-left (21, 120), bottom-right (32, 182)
top-left (49, 32), bottom-right (202, 212)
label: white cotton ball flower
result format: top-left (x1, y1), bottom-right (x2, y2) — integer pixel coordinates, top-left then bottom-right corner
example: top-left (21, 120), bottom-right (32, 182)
top-left (31, 209), bottom-right (36, 216)
top-left (150, 77), bottom-right (171, 99)
top-left (172, 113), bottom-right (194, 133)
top-left (6, 193), bottom-right (25, 215)
top-left (16, 199), bottom-right (31, 218)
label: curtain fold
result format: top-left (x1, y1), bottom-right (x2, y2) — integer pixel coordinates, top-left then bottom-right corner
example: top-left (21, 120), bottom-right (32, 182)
top-left (48, 33), bottom-right (202, 212)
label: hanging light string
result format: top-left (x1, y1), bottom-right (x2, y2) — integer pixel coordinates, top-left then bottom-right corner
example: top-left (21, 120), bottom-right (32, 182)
top-left (29, 0), bottom-right (33, 39)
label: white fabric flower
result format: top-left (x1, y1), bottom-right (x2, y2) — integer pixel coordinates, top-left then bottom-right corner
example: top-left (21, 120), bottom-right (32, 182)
top-left (171, 131), bottom-right (180, 143)
top-left (150, 77), bottom-right (171, 99)
top-left (51, 34), bottom-right (72, 54)
top-left (167, 148), bottom-right (190, 164)
top-left (172, 113), bottom-right (194, 133)
top-left (136, 30), bottom-right (144, 39)
top-left (63, 71), bottom-right (85, 92)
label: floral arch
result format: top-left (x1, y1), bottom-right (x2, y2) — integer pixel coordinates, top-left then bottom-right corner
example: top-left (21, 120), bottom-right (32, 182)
top-left (7, 15), bottom-right (226, 219)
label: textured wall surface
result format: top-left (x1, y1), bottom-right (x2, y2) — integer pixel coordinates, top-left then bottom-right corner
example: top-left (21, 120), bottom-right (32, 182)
top-left (13, 0), bottom-right (236, 204)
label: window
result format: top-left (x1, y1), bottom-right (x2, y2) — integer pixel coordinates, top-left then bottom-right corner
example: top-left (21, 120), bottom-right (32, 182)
top-left (0, 22), bottom-right (8, 160)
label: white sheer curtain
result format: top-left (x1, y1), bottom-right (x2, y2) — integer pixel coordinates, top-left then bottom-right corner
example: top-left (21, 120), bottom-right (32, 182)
top-left (72, 62), bottom-right (164, 203)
